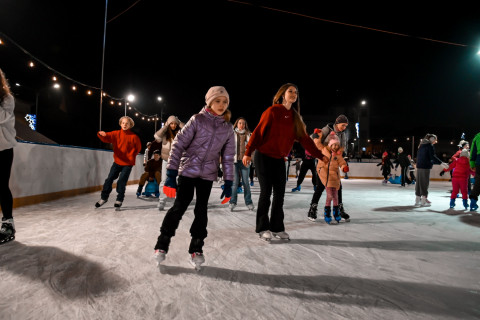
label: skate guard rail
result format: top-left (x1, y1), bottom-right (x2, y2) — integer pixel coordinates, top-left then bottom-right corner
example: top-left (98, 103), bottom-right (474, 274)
top-left (10, 141), bottom-right (144, 208)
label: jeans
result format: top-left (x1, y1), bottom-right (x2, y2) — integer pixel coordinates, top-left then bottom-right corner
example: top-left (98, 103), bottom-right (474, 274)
top-left (254, 151), bottom-right (286, 233)
top-left (101, 162), bottom-right (133, 202)
top-left (230, 162), bottom-right (253, 205)
top-left (0, 148), bottom-right (14, 220)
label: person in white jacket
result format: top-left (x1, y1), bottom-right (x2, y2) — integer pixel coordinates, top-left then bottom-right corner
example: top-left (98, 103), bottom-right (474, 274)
top-left (0, 69), bottom-right (17, 245)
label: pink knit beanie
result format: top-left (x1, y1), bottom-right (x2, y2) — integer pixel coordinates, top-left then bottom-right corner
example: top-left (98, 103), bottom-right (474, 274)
top-left (205, 86), bottom-right (229, 106)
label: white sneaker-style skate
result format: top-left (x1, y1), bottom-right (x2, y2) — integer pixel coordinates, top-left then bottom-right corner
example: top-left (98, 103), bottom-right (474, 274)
top-left (259, 230), bottom-right (272, 241)
top-left (154, 249), bottom-right (166, 266)
top-left (421, 197), bottom-right (431, 207)
top-left (272, 231), bottom-right (290, 241)
top-left (189, 252), bottom-right (205, 271)
top-left (247, 203), bottom-right (255, 211)
top-left (157, 198), bottom-right (166, 211)
top-left (414, 196), bottom-right (421, 207)
top-left (95, 199), bottom-right (107, 208)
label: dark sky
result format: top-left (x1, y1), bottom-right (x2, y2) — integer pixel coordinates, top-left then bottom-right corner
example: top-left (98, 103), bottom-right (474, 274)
top-left (1, 0), bottom-right (479, 150)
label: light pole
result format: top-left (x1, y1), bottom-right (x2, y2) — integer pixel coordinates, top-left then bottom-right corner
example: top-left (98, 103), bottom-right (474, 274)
top-left (357, 100), bottom-right (367, 156)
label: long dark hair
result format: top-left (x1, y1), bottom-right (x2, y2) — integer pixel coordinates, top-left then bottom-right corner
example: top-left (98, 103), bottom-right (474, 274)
top-left (0, 68), bottom-right (11, 103)
top-left (165, 124), bottom-right (181, 142)
top-left (272, 83), bottom-right (306, 139)
top-left (233, 117), bottom-right (251, 134)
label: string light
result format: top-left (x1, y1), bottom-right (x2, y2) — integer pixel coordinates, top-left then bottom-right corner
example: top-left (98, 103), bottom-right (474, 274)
top-left (28, 61), bottom-right (34, 67)
top-left (72, 85), bottom-right (76, 91)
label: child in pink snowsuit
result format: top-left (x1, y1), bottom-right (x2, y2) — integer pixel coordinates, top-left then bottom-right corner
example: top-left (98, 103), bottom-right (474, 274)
top-left (443, 149), bottom-right (475, 209)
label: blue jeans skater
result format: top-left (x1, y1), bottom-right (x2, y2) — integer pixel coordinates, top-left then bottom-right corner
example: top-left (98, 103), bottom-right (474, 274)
top-left (230, 162), bottom-right (253, 206)
top-left (101, 162), bottom-right (133, 202)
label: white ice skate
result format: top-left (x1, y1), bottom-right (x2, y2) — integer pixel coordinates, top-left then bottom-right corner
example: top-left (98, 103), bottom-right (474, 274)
top-left (114, 201), bottom-right (122, 211)
top-left (157, 198), bottom-right (166, 211)
top-left (247, 203), bottom-right (255, 211)
top-left (154, 249), bottom-right (166, 266)
top-left (421, 197), bottom-right (431, 207)
top-left (259, 230), bottom-right (272, 242)
top-left (189, 252), bottom-right (205, 271)
top-left (272, 231), bottom-right (290, 241)
top-left (95, 199), bottom-right (107, 208)
top-left (414, 196), bottom-right (421, 207)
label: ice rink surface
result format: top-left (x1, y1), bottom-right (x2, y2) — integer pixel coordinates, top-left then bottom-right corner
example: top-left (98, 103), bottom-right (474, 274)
top-left (1, 178), bottom-right (479, 320)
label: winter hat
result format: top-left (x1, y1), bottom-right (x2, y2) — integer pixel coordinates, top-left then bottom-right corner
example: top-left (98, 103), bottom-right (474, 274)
top-left (205, 86), bottom-right (230, 106)
top-left (335, 114), bottom-right (349, 124)
top-left (424, 133), bottom-right (437, 143)
top-left (460, 149), bottom-right (470, 158)
top-left (382, 151), bottom-right (388, 158)
top-left (153, 149), bottom-right (161, 155)
top-left (398, 147), bottom-right (403, 153)
top-left (166, 115), bottom-right (181, 125)
top-left (458, 140), bottom-right (469, 148)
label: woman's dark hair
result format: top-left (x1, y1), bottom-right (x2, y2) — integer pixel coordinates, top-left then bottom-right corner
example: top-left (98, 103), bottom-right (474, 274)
top-left (272, 83), bottom-right (306, 139)
top-left (233, 117), bottom-right (251, 134)
top-left (165, 123), bottom-right (181, 142)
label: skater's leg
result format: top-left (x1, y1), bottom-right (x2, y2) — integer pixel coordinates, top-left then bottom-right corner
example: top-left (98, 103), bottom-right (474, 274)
top-left (115, 165), bottom-right (133, 202)
top-left (416, 168), bottom-right (430, 197)
top-left (240, 163), bottom-right (253, 205)
top-left (307, 159), bottom-right (317, 186)
top-left (138, 172), bottom-right (149, 188)
top-left (230, 163), bottom-right (240, 205)
top-left (154, 171), bottom-right (162, 185)
top-left (101, 163), bottom-right (122, 200)
top-left (451, 179), bottom-right (460, 199)
top-left (189, 178), bottom-right (213, 253)
top-left (161, 160), bottom-right (167, 185)
top-left (0, 148), bottom-right (14, 220)
top-left (337, 183), bottom-right (343, 204)
top-left (296, 160), bottom-right (309, 187)
top-left (156, 176), bottom-right (195, 251)
top-left (270, 158), bottom-right (287, 233)
top-left (459, 178), bottom-right (468, 200)
top-left (311, 179), bottom-right (325, 205)
top-left (470, 166), bottom-right (480, 201)
top-left (254, 152), bottom-right (274, 233)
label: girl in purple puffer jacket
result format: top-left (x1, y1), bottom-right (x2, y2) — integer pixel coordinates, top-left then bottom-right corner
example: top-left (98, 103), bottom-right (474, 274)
top-left (154, 86), bottom-right (235, 270)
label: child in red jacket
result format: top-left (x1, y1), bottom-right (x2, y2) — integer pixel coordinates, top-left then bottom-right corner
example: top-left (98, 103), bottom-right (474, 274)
top-left (95, 116), bottom-right (142, 209)
top-left (443, 149), bottom-right (475, 209)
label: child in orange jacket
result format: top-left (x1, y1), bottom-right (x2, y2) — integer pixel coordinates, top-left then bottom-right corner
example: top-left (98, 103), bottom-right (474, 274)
top-left (317, 132), bottom-right (349, 224)
top-left (95, 116), bottom-right (142, 209)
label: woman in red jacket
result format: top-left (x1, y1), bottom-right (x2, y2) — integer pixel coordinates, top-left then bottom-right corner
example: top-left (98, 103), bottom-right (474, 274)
top-left (243, 83), bottom-right (327, 241)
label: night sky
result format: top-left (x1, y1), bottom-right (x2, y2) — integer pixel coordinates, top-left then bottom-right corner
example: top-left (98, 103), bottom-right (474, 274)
top-left (1, 0), bottom-right (479, 153)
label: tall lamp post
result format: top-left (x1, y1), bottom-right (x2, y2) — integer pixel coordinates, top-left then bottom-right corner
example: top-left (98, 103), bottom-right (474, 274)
top-left (357, 100), bottom-right (367, 155)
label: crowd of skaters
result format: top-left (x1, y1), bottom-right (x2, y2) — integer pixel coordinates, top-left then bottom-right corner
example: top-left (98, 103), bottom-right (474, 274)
top-left (2, 71), bottom-right (480, 270)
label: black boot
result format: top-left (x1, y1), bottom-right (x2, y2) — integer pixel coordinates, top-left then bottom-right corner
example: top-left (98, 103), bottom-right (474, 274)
top-left (307, 203), bottom-right (318, 221)
top-left (338, 203), bottom-right (350, 222)
top-left (154, 234), bottom-right (171, 252)
top-left (189, 238), bottom-right (205, 254)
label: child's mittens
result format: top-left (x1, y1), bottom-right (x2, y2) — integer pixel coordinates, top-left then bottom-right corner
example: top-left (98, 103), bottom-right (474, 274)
top-left (342, 166), bottom-right (349, 173)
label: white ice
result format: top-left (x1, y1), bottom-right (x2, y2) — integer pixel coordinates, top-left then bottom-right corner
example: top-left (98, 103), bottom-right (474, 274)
top-left (1, 179), bottom-right (479, 320)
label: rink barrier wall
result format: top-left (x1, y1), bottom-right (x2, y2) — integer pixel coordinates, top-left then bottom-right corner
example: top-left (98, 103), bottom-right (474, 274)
top-left (10, 141), bottom-right (144, 208)
top-left (286, 161), bottom-right (450, 181)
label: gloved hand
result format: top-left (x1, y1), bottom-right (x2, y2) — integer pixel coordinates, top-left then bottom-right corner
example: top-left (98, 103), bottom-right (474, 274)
top-left (342, 166), bottom-right (349, 173)
top-left (439, 170), bottom-right (445, 176)
top-left (220, 180), bottom-right (233, 204)
top-left (163, 169), bottom-right (178, 198)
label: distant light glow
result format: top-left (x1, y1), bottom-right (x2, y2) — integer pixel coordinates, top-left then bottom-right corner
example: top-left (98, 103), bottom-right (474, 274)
top-left (72, 86), bottom-right (77, 91)
top-left (52, 76), bottom-right (57, 81)
top-left (157, 96), bottom-right (162, 101)
top-left (53, 83), bottom-right (60, 89)
top-left (110, 101), bottom-right (114, 105)
top-left (118, 102), bottom-right (122, 106)
top-left (15, 83), bottom-right (20, 87)
top-left (87, 90), bottom-right (92, 95)
top-left (127, 94), bottom-right (135, 102)
top-left (361, 100), bottom-right (366, 105)
top-left (29, 61), bottom-right (34, 67)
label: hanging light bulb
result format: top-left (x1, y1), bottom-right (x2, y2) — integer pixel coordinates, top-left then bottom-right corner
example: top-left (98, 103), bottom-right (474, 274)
top-left (28, 61), bottom-right (35, 67)
top-left (72, 86), bottom-right (77, 91)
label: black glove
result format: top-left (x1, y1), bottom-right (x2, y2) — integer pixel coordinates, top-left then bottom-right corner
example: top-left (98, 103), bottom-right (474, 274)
top-left (439, 171), bottom-right (445, 177)
top-left (220, 180), bottom-right (233, 199)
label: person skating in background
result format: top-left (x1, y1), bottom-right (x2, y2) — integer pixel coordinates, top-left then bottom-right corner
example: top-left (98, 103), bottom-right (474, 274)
top-left (414, 133), bottom-right (448, 207)
top-left (291, 137), bottom-right (318, 192)
top-left (443, 149), bottom-right (474, 209)
top-left (377, 151), bottom-right (394, 184)
top-left (136, 149), bottom-right (163, 196)
top-left (394, 147), bottom-right (412, 187)
top-left (468, 132), bottom-right (480, 211)
top-left (95, 116), bottom-right (142, 209)
top-left (0, 69), bottom-right (17, 244)
top-left (243, 83), bottom-right (327, 241)
top-left (249, 150), bottom-right (256, 186)
top-left (317, 133), bottom-right (349, 224)
top-left (153, 115), bottom-right (184, 210)
top-left (143, 141), bottom-right (152, 166)
top-left (308, 115), bottom-right (350, 222)
top-left (407, 154), bottom-right (416, 183)
top-left (229, 117), bottom-right (254, 212)
top-left (154, 86), bottom-right (235, 270)
top-left (292, 158), bottom-right (301, 178)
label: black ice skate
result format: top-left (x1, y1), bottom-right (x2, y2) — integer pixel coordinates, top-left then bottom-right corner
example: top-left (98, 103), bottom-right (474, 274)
top-left (307, 203), bottom-right (318, 222)
top-left (95, 199), bottom-right (107, 208)
top-left (338, 203), bottom-right (350, 222)
top-left (114, 201), bottom-right (123, 211)
top-left (0, 218), bottom-right (15, 245)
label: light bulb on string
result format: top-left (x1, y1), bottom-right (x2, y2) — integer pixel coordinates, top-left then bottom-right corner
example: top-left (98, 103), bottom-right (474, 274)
top-left (52, 76), bottom-right (57, 81)
top-left (72, 86), bottom-right (76, 91)
top-left (28, 61), bottom-right (35, 67)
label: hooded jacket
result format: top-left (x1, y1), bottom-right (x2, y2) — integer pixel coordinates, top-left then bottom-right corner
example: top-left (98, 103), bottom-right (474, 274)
top-left (167, 107), bottom-right (235, 182)
top-left (317, 147), bottom-right (347, 189)
top-left (444, 156), bottom-right (474, 180)
top-left (153, 115), bottom-right (184, 161)
top-left (0, 94), bottom-right (17, 151)
top-left (416, 139), bottom-right (441, 169)
top-left (470, 132), bottom-right (480, 168)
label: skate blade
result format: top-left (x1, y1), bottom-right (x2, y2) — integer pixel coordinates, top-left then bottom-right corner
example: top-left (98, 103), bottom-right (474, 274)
top-left (0, 235), bottom-right (15, 245)
top-left (115, 207), bottom-right (121, 211)
top-left (343, 218), bottom-right (351, 222)
top-left (189, 259), bottom-right (202, 271)
top-left (307, 217), bottom-right (316, 222)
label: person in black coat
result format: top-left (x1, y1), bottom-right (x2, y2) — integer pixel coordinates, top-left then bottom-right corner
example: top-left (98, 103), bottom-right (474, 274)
top-left (377, 151), bottom-right (394, 184)
top-left (394, 147), bottom-right (412, 187)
